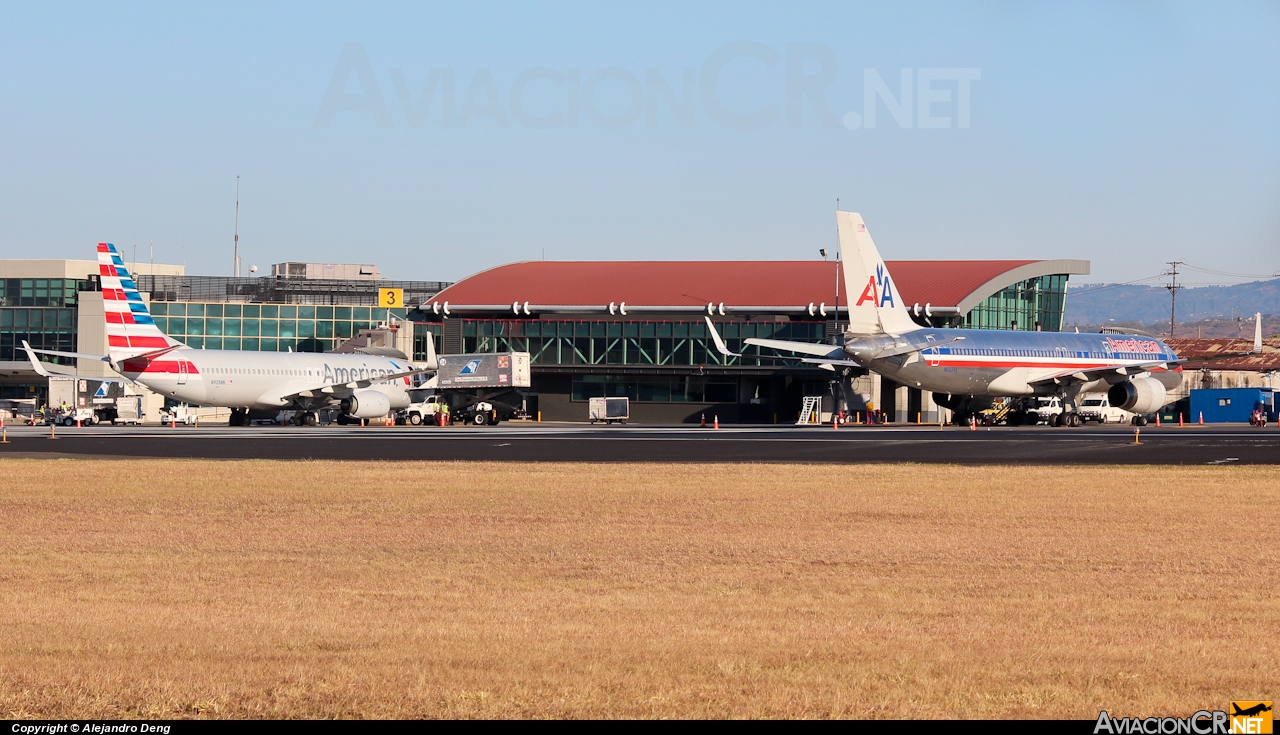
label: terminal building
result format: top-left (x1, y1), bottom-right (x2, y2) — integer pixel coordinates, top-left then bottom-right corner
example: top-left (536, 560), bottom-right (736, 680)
top-left (415, 259), bottom-right (1089, 423)
top-left (2, 253), bottom-right (1092, 422)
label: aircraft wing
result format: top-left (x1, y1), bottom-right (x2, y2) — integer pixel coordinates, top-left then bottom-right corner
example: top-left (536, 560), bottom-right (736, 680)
top-left (264, 364), bottom-right (437, 406)
top-left (1027, 361), bottom-right (1180, 387)
top-left (704, 317), bottom-right (846, 362)
top-left (743, 338), bottom-right (846, 359)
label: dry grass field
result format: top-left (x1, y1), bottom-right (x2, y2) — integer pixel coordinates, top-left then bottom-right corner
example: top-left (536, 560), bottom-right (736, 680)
top-left (0, 459), bottom-right (1276, 719)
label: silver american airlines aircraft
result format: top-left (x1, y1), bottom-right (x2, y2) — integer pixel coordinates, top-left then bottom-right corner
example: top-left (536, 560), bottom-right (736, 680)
top-left (24, 242), bottom-right (435, 426)
top-left (707, 212), bottom-right (1185, 426)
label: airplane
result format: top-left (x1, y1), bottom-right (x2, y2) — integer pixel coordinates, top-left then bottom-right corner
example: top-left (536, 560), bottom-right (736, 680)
top-left (705, 212), bottom-right (1185, 427)
top-left (23, 242), bottom-right (437, 426)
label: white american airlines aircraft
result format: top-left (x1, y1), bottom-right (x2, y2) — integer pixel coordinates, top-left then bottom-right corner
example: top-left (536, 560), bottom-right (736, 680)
top-left (706, 212), bottom-right (1186, 426)
top-left (24, 242), bottom-right (435, 426)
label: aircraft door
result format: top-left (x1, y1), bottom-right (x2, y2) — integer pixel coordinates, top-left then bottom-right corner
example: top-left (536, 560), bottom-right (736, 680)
top-left (178, 360), bottom-right (188, 385)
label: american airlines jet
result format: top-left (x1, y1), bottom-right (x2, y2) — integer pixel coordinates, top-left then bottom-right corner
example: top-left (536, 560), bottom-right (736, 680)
top-left (23, 243), bottom-right (434, 426)
top-left (707, 212), bottom-right (1185, 427)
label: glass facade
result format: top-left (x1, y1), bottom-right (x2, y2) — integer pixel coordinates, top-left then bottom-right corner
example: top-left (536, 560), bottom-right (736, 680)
top-left (2, 278), bottom-right (86, 308)
top-left (960, 274), bottom-right (1069, 332)
top-left (572, 375), bottom-right (739, 403)
top-left (454, 319), bottom-right (826, 367)
top-left (0, 307), bottom-right (77, 363)
top-left (150, 302), bottom-right (411, 353)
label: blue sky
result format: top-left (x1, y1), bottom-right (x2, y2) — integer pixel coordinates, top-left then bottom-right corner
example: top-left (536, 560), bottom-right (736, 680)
top-left (1, 2), bottom-right (1277, 285)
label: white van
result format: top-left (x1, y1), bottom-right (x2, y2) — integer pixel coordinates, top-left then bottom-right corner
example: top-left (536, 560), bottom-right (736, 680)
top-left (1078, 395), bottom-right (1132, 424)
top-left (1029, 397), bottom-right (1062, 425)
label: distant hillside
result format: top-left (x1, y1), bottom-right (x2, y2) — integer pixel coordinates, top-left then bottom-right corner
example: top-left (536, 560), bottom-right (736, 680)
top-left (1064, 278), bottom-right (1280, 326)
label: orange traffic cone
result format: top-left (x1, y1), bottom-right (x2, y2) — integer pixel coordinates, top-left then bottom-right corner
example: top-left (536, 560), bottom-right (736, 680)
top-left (1155, 414), bottom-right (1161, 427)
top-left (833, 415), bottom-right (839, 430)
top-left (713, 415), bottom-right (719, 430)
top-left (1178, 414), bottom-right (1184, 427)
top-left (1199, 412), bottom-right (1204, 425)
top-left (969, 416), bottom-right (977, 432)
top-left (700, 413), bottom-right (706, 427)
top-left (170, 417), bottom-right (176, 428)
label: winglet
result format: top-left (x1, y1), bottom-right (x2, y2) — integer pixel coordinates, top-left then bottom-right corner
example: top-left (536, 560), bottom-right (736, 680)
top-left (1254, 312), bottom-right (1263, 354)
top-left (704, 317), bottom-right (740, 357)
top-left (21, 341), bottom-right (51, 377)
top-left (424, 328), bottom-right (439, 370)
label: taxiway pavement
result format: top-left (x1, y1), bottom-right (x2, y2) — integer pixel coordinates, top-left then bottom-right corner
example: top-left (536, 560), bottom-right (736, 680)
top-left (1, 423), bottom-right (1277, 464)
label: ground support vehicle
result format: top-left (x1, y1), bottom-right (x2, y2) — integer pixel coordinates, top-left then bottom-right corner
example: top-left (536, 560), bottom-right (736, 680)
top-left (588, 397), bottom-right (629, 424)
top-left (404, 351), bottom-right (532, 427)
top-left (1077, 396), bottom-right (1136, 425)
top-left (403, 396), bottom-right (449, 426)
top-left (48, 376), bottom-right (148, 425)
top-left (58, 407), bottom-right (99, 426)
top-left (160, 405), bottom-right (200, 426)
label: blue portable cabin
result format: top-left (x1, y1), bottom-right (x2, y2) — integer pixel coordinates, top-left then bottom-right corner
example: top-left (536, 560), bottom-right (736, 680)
top-left (1188, 387), bottom-right (1269, 423)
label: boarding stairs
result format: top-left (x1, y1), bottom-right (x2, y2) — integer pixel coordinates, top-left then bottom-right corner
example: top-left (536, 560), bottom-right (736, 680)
top-left (796, 395), bottom-right (822, 425)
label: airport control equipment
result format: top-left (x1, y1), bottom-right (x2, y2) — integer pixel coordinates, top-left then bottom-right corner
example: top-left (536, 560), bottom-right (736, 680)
top-left (588, 397), bottom-right (629, 424)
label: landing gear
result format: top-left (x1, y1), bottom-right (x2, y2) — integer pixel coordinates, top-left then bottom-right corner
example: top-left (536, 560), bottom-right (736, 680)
top-left (1131, 415), bottom-right (1148, 427)
top-left (291, 412), bottom-right (319, 426)
top-left (229, 408), bottom-right (249, 426)
top-left (1053, 412), bottom-right (1083, 427)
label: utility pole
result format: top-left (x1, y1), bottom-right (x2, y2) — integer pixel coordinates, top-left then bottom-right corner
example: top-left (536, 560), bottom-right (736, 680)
top-left (1163, 260), bottom-right (1185, 339)
top-left (834, 198), bottom-right (841, 336)
top-left (232, 175), bottom-right (241, 278)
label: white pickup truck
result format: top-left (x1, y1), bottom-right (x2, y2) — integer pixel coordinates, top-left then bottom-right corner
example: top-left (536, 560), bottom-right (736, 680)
top-left (403, 395), bottom-right (450, 425)
top-left (1077, 395), bottom-right (1133, 424)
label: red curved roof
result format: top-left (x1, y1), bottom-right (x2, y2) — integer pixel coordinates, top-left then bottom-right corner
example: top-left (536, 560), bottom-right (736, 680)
top-left (431, 260), bottom-right (1047, 309)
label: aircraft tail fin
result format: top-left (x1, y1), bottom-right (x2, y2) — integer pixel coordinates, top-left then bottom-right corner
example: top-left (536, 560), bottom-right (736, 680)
top-left (837, 212), bottom-right (918, 335)
top-left (96, 243), bottom-right (183, 361)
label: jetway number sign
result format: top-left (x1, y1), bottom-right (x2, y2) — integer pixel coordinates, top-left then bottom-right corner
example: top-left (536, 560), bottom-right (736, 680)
top-left (379, 288), bottom-right (403, 308)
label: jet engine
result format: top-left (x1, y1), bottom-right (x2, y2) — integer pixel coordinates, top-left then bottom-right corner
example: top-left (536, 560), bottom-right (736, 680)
top-left (1107, 377), bottom-right (1167, 415)
top-left (340, 389), bottom-right (392, 419)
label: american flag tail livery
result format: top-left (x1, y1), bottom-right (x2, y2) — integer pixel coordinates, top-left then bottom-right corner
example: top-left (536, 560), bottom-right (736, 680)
top-left (97, 243), bottom-right (183, 361)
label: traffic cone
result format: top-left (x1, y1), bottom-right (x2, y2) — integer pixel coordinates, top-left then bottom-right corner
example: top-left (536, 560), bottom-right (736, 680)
top-left (713, 415), bottom-right (719, 430)
top-left (171, 416), bottom-right (176, 428)
top-left (1179, 414), bottom-right (1184, 427)
top-left (969, 416), bottom-right (977, 432)
top-left (1199, 412), bottom-right (1204, 425)
top-left (833, 415), bottom-right (839, 430)
top-left (1155, 414), bottom-right (1161, 427)
top-left (1, 417), bottom-right (8, 444)
top-left (700, 413), bottom-right (706, 427)
top-left (76, 418), bottom-right (81, 428)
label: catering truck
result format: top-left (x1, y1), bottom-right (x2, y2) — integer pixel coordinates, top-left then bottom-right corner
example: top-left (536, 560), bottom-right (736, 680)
top-left (403, 352), bottom-right (532, 426)
top-left (47, 376), bottom-right (147, 425)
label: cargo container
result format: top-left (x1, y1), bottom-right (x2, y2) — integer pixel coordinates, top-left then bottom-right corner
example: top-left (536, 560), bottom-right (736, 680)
top-left (1189, 387), bottom-right (1269, 424)
top-left (47, 376), bottom-right (146, 425)
top-left (588, 397), bottom-right (629, 424)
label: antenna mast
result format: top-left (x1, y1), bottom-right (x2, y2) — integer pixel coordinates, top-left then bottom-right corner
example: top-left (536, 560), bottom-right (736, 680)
top-left (1163, 260), bottom-right (1185, 339)
top-left (232, 175), bottom-right (241, 278)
